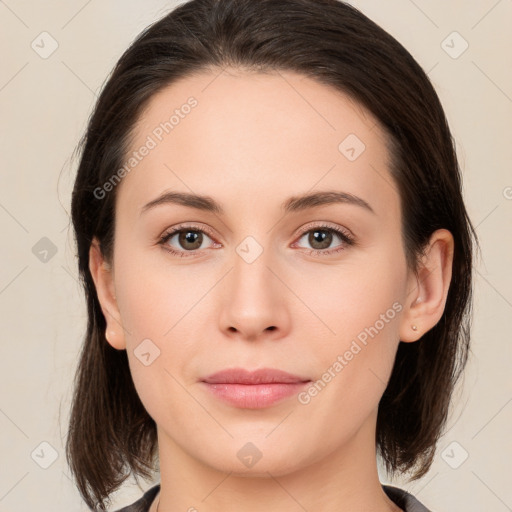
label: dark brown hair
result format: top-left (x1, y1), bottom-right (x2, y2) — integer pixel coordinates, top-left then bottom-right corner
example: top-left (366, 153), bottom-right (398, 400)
top-left (66, 0), bottom-right (477, 509)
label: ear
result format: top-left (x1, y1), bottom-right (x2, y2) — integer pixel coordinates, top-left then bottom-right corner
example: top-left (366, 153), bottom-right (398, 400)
top-left (88, 237), bottom-right (126, 350)
top-left (399, 229), bottom-right (454, 342)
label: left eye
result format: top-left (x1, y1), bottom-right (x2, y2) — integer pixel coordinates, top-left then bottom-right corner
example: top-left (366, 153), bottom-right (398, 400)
top-left (294, 226), bottom-right (354, 254)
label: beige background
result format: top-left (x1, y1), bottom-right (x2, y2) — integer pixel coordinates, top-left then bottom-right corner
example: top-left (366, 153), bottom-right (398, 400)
top-left (0, 0), bottom-right (511, 510)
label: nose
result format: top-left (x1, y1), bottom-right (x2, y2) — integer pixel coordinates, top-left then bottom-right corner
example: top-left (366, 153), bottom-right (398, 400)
top-left (218, 244), bottom-right (291, 341)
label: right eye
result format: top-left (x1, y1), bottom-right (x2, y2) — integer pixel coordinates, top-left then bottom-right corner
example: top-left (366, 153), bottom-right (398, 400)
top-left (159, 224), bottom-right (220, 258)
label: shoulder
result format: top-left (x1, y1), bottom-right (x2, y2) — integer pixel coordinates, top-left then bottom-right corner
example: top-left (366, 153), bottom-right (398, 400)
top-left (382, 484), bottom-right (432, 512)
top-left (113, 484), bottom-right (160, 512)
top-left (111, 483), bottom-right (429, 512)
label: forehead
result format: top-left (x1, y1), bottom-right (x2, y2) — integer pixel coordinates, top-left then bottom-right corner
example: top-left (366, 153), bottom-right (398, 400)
top-left (117, 68), bottom-right (399, 222)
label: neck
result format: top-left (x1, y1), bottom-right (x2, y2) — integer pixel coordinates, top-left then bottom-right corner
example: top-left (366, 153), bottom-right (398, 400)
top-left (153, 408), bottom-right (401, 512)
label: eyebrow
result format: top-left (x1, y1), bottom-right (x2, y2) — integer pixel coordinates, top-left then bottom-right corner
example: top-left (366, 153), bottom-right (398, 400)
top-left (140, 190), bottom-right (375, 216)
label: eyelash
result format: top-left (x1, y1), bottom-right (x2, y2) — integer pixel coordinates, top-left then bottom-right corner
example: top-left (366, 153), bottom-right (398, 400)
top-left (158, 222), bottom-right (355, 258)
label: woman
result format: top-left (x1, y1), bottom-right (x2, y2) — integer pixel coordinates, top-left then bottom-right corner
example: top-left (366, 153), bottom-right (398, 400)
top-left (66, 0), bottom-right (476, 510)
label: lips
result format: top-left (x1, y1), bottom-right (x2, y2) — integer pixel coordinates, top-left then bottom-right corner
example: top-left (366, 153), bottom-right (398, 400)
top-left (201, 367), bottom-right (311, 385)
top-left (200, 368), bottom-right (312, 409)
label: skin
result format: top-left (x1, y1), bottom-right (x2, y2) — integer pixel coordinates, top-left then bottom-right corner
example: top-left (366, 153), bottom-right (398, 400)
top-left (89, 68), bottom-right (454, 512)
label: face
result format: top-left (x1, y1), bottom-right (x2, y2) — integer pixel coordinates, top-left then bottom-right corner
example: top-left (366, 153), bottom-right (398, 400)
top-left (100, 68), bottom-right (416, 476)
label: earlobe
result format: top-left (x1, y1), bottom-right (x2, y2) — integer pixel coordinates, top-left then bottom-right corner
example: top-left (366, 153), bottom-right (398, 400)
top-left (399, 229), bottom-right (454, 343)
top-left (88, 238), bottom-right (126, 350)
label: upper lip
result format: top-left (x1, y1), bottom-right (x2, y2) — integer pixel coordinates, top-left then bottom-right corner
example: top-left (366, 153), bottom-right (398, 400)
top-left (202, 368), bottom-right (311, 384)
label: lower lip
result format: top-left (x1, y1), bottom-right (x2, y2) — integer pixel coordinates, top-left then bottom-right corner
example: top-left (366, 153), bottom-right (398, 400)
top-left (201, 382), bottom-right (311, 409)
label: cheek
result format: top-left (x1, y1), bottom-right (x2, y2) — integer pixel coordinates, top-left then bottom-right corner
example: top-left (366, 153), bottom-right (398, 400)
top-left (292, 250), bottom-right (405, 348)
top-left (303, 276), bottom-right (402, 389)
top-left (111, 244), bottom-right (204, 413)
top-left (295, 290), bottom-right (402, 446)
top-left (113, 238), bottom-right (203, 340)
top-left (293, 248), bottom-right (405, 412)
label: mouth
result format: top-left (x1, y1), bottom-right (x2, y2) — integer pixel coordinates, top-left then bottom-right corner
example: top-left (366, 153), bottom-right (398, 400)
top-left (200, 368), bottom-right (312, 409)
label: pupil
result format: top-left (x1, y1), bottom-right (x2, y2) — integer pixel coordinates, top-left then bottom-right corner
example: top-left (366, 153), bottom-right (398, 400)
top-left (180, 231), bottom-right (201, 249)
top-left (310, 230), bottom-right (331, 249)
